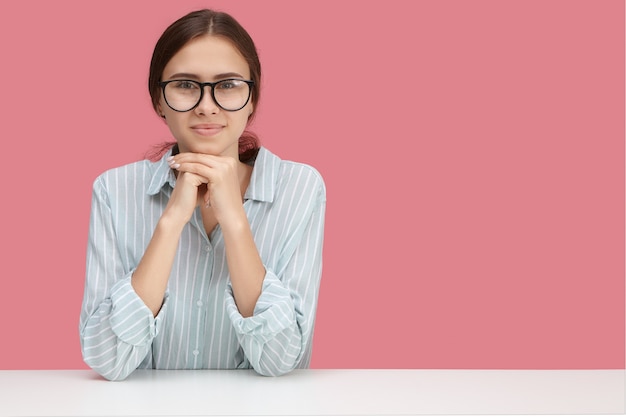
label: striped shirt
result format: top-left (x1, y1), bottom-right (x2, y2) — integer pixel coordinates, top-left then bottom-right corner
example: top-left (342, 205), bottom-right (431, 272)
top-left (79, 147), bottom-right (326, 381)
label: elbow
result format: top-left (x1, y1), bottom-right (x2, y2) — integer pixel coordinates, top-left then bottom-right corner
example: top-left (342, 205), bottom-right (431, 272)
top-left (83, 356), bottom-right (133, 381)
top-left (252, 347), bottom-right (304, 377)
top-left (81, 341), bottom-right (137, 381)
top-left (99, 370), bottom-right (131, 382)
top-left (254, 363), bottom-right (296, 377)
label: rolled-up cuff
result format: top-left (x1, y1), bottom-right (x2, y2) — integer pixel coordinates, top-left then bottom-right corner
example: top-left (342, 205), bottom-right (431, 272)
top-left (109, 275), bottom-right (168, 346)
top-left (225, 269), bottom-right (295, 345)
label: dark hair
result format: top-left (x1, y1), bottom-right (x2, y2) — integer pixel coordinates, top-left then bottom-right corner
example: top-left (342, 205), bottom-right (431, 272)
top-left (147, 9), bottom-right (261, 162)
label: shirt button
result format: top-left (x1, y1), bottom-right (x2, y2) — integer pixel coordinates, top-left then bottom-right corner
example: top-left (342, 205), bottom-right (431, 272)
top-left (197, 300), bottom-right (204, 307)
top-left (205, 246), bottom-right (212, 252)
top-left (193, 350), bottom-right (199, 356)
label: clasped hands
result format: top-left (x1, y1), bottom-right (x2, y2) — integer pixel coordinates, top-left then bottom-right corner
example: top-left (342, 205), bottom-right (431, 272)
top-left (165, 152), bottom-right (246, 226)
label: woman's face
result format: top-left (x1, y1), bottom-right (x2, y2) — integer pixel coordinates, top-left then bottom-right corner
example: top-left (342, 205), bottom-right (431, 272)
top-left (158, 35), bottom-right (254, 158)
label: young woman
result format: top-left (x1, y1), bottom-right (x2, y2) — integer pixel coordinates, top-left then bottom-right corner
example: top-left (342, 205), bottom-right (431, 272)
top-left (79, 9), bottom-right (326, 381)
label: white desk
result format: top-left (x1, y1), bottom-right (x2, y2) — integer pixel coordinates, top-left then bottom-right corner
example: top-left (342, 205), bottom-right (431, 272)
top-left (0, 369), bottom-right (623, 416)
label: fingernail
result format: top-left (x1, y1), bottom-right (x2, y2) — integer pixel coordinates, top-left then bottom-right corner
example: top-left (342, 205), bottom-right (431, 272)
top-left (171, 163), bottom-right (180, 169)
top-left (166, 156), bottom-right (174, 162)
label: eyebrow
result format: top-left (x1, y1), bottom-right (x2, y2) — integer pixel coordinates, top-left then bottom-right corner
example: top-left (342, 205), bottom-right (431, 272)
top-left (166, 72), bottom-right (246, 80)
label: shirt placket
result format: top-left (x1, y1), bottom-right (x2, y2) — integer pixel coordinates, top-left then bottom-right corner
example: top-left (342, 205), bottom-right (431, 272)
top-left (188, 209), bottom-right (214, 368)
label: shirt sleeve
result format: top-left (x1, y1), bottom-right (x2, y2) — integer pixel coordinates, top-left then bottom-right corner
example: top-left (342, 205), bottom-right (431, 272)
top-left (224, 181), bottom-right (326, 376)
top-left (79, 176), bottom-right (168, 381)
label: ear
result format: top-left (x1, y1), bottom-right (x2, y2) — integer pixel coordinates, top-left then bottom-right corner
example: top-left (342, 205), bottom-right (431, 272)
top-left (157, 104), bottom-right (166, 119)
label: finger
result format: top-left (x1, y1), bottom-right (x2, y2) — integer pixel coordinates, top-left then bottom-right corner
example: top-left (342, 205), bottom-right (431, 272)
top-left (168, 153), bottom-right (237, 173)
top-left (169, 160), bottom-right (240, 189)
top-left (176, 171), bottom-right (210, 189)
top-left (168, 158), bottom-right (215, 178)
top-left (168, 152), bottom-right (223, 167)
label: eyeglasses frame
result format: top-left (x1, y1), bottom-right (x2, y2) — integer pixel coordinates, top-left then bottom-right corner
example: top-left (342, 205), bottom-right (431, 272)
top-left (159, 78), bottom-right (255, 112)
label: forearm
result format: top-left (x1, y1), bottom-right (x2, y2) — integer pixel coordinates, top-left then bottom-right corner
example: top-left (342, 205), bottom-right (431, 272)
top-left (224, 268), bottom-right (316, 376)
top-left (131, 215), bottom-right (185, 316)
top-left (80, 283), bottom-right (157, 381)
top-left (221, 214), bottom-right (265, 318)
top-left (236, 317), bottom-right (304, 376)
top-left (226, 197), bottom-right (325, 376)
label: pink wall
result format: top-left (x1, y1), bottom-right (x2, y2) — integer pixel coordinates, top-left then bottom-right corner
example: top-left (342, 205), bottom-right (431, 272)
top-left (0, 0), bottom-right (623, 370)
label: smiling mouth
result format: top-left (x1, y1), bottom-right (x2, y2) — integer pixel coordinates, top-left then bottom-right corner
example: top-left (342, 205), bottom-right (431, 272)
top-left (191, 125), bottom-right (224, 136)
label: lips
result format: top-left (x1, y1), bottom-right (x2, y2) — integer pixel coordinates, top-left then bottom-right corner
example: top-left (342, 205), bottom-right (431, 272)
top-left (191, 124), bottom-right (224, 136)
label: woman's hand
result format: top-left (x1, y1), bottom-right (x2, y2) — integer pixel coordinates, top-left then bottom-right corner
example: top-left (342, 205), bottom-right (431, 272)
top-left (161, 166), bottom-right (208, 226)
top-left (167, 153), bottom-right (247, 227)
top-left (167, 152), bottom-right (264, 318)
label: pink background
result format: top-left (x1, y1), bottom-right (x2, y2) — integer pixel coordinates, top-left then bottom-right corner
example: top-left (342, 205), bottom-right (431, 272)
top-left (0, 0), bottom-right (623, 370)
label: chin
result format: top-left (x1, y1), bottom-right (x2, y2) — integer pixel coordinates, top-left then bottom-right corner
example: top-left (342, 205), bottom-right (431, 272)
top-left (192, 143), bottom-right (240, 158)
top-left (177, 133), bottom-right (240, 156)
top-left (192, 146), bottom-right (224, 156)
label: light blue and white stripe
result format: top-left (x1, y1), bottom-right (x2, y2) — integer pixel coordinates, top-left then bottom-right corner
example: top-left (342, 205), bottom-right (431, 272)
top-left (79, 147), bottom-right (326, 381)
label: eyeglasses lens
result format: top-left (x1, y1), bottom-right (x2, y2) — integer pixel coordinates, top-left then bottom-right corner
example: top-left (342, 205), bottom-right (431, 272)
top-left (164, 80), bottom-right (251, 112)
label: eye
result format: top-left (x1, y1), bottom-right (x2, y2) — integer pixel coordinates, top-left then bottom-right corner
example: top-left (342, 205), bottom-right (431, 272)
top-left (173, 80), bottom-right (199, 90)
top-left (217, 79), bottom-right (244, 90)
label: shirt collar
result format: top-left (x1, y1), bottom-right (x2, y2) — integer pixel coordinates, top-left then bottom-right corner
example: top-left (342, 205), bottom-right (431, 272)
top-left (147, 147), bottom-right (177, 196)
top-left (146, 146), bottom-right (280, 203)
top-left (244, 146), bottom-right (279, 203)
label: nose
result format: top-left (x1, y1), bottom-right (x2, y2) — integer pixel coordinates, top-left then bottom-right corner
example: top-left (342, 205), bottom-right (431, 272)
top-left (194, 86), bottom-right (220, 115)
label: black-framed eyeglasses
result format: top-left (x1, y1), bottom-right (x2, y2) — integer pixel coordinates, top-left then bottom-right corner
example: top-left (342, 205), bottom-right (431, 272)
top-left (159, 79), bottom-right (254, 112)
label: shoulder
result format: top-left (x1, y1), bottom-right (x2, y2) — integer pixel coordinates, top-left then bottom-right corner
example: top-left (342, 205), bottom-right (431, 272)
top-left (92, 159), bottom-right (155, 192)
top-left (256, 147), bottom-right (326, 203)
top-left (278, 159), bottom-right (326, 201)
